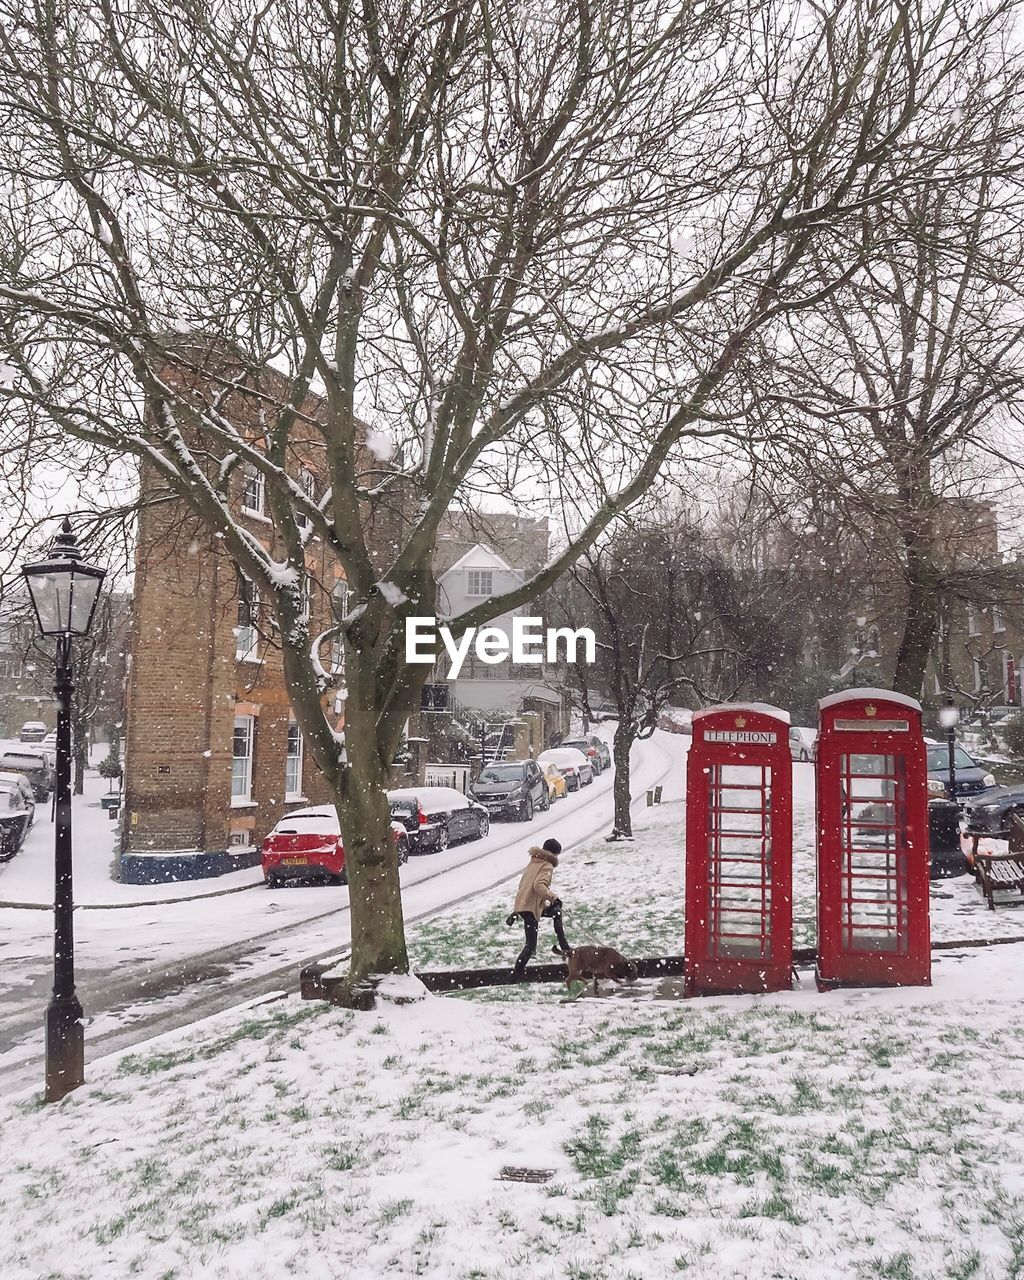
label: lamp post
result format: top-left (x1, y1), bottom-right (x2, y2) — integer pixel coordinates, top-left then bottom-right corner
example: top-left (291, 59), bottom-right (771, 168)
top-left (939, 697), bottom-right (960, 802)
top-left (22, 518), bottom-right (106, 1102)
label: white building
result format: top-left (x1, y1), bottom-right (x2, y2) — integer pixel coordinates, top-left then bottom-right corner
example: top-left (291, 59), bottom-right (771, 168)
top-left (435, 543), bottom-right (563, 721)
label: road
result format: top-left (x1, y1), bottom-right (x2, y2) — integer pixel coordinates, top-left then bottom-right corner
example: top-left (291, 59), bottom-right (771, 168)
top-left (0, 731), bottom-right (680, 1096)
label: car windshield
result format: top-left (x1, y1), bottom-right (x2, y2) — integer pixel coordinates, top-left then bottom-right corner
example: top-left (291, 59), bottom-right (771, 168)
top-left (927, 745), bottom-right (978, 771)
top-left (479, 767), bottom-right (525, 782)
top-left (272, 812), bottom-right (339, 835)
top-left (561, 741), bottom-right (588, 751)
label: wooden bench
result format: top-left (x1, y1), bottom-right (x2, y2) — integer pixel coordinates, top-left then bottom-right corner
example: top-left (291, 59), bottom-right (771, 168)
top-left (973, 810), bottom-right (1024, 910)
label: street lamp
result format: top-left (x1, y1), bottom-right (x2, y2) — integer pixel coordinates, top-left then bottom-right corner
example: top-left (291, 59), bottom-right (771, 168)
top-left (22, 518), bottom-right (106, 1102)
top-left (939, 697), bottom-right (960, 802)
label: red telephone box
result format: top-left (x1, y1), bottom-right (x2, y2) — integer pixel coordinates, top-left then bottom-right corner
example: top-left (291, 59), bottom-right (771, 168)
top-left (816, 689), bottom-right (931, 989)
top-left (685, 704), bottom-right (793, 995)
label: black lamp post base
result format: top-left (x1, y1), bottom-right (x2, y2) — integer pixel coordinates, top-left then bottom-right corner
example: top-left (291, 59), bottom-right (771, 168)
top-left (44, 995), bottom-right (85, 1102)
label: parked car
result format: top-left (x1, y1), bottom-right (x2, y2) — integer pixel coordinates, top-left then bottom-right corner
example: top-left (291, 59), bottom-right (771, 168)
top-left (262, 806), bottom-right (409, 886)
top-left (18, 721), bottom-right (48, 743)
top-left (468, 760), bottom-right (550, 822)
top-left (559, 734), bottom-right (609, 776)
top-left (0, 771), bottom-right (35, 859)
top-left (542, 762), bottom-right (568, 802)
top-left (962, 782), bottom-right (1024, 838)
top-left (537, 747), bottom-right (593, 791)
top-left (0, 748), bottom-right (54, 801)
top-left (388, 786), bottom-right (490, 853)
top-left (925, 742), bottom-right (996, 801)
top-left (788, 726), bottom-right (816, 762)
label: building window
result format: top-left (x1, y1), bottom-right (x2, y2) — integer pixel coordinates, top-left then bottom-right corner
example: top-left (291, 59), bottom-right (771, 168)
top-left (232, 715), bottom-right (254, 802)
top-left (967, 604), bottom-right (981, 637)
top-left (0, 656), bottom-right (23, 680)
top-left (285, 721), bottom-right (303, 799)
top-left (994, 605), bottom-right (1006, 633)
top-left (973, 657), bottom-right (985, 692)
top-left (242, 468), bottom-right (265, 516)
top-left (466, 569), bottom-right (493, 597)
top-left (236, 582), bottom-right (259, 661)
top-left (330, 580), bottom-right (349, 677)
top-left (296, 466), bottom-right (316, 529)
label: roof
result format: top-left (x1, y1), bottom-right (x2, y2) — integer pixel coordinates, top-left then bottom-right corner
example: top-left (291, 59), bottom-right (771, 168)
top-left (693, 703), bottom-right (792, 725)
top-left (439, 543), bottom-right (515, 577)
top-left (819, 688), bottom-right (922, 713)
top-left (434, 510), bottom-right (550, 575)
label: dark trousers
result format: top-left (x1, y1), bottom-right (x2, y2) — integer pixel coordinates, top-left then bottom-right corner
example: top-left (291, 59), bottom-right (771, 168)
top-left (513, 900), bottom-right (570, 976)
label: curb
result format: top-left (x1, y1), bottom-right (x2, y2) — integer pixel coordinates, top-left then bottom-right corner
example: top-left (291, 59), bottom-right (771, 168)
top-left (0, 877), bottom-right (264, 912)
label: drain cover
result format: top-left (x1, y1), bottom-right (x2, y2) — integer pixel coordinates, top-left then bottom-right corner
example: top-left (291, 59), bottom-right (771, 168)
top-left (498, 1166), bottom-right (554, 1183)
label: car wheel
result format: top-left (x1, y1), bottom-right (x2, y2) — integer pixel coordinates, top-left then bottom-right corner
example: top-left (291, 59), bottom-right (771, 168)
top-left (435, 823), bottom-right (450, 852)
top-left (521, 797), bottom-right (534, 822)
top-left (540, 788), bottom-right (551, 812)
top-left (477, 814), bottom-right (489, 840)
top-left (569, 775), bottom-right (579, 792)
top-left (397, 834), bottom-right (409, 865)
top-left (265, 874), bottom-right (280, 889)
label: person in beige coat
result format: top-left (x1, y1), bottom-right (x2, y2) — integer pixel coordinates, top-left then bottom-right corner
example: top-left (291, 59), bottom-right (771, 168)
top-left (507, 839), bottom-right (571, 978)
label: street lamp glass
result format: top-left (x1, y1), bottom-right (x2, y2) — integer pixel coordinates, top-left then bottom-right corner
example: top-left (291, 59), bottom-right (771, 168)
top-left (22, 521), bottom-right (106, 637)
top-left (938, 704), bottom-right (960, 730)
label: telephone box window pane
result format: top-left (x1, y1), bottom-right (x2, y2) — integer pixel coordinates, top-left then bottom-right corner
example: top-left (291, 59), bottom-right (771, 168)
top-left (839, 752), bottom-right (908, 954)
top-left (706, 763), bottom-right (772, 960)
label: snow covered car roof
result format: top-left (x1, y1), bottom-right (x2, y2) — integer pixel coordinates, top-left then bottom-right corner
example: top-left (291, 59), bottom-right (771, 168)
top-left (387, 786), bottom-right (475, 813)
top-left (0, 750), bottom-right (50, 769)
top-left (0, 769), bottom-right (33, 788)
top-left (538, 747), bottom-right (589, 769)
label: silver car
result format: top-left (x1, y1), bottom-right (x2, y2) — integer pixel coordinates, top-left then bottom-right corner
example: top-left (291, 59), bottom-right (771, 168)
top-left (0, 770), bottom-right (35, 858)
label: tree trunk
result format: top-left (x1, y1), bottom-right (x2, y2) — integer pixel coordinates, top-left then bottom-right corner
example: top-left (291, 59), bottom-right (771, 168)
top-left (332, 658), bottom-right (410, 986)
top-left (892, 525), bottom-right (939, 700)
top-left (72, 734), bottom-right (88, 795)
top-left (611, 724), bottom-right (635, 837)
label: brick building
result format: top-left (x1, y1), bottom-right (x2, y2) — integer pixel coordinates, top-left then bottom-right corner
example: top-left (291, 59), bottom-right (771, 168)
top-left (828, 499), bottom-right (1024, 713)
top-left (121, 359), bottom-right (357, 859)
top-left (0, 599), bottom-right (50, 737)
top-left (121, 499), bottom-right (345, 856)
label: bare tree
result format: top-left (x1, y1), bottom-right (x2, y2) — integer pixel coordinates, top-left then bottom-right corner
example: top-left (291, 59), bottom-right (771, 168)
top-left (0, 0), bottom-right (1017, 993)
top-left (558, 513), bottom-right (740, 838)
top-left (759, 145), bottom-right (1024, 700)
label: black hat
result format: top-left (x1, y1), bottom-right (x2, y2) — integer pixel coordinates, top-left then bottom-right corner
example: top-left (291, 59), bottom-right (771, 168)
top-left (542, 838), bottom-right (562, 856)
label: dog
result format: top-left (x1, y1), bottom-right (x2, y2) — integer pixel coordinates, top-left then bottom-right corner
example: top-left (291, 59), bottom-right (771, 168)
top-left (557, 944), bottom-right (639, 996)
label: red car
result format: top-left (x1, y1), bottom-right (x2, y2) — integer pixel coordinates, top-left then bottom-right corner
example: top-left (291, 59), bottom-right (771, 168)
top-left (262, 806), bottom-right (409, 887)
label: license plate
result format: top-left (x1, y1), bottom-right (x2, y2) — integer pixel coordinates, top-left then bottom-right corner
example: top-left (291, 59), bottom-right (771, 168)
top-left (487, 804), bottom-right (503, 811)
top-left (282, 856), bottom-right (308, 866)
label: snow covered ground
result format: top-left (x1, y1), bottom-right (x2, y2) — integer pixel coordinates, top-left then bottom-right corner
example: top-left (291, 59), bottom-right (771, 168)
top-left (0, 731), bottom-right (671, 1073)
top-left (2, 732), bottom-right (1024, 1278)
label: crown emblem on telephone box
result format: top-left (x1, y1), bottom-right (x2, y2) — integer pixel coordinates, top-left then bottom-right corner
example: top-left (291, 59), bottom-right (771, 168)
top-left (735, 715), bottom-right (747, 728)
top-left (865, 704), bottom-right (877, 717)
